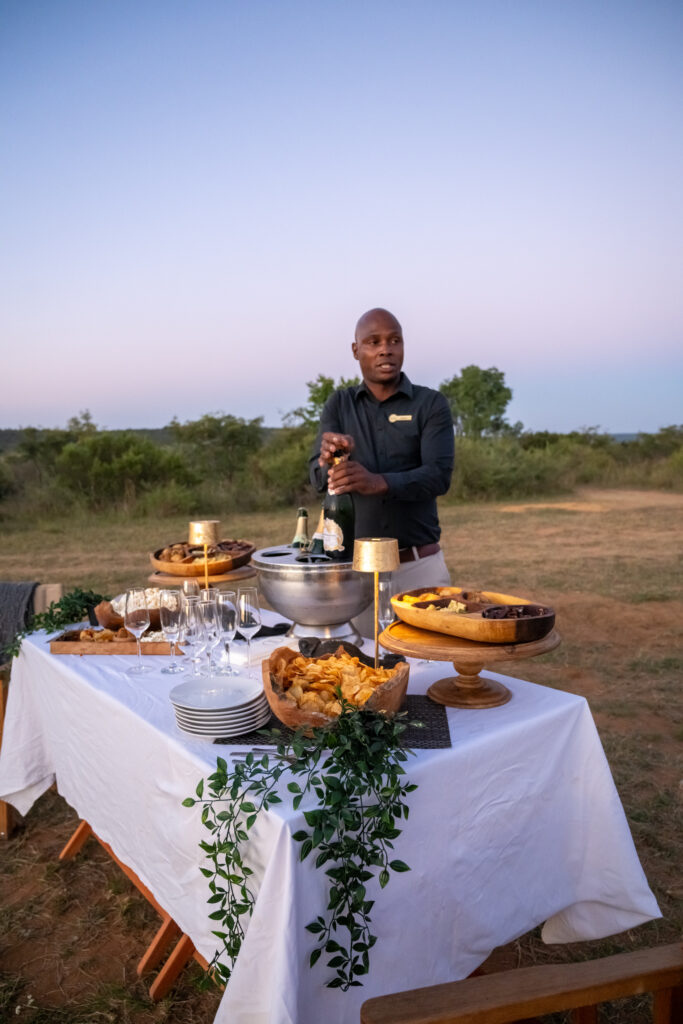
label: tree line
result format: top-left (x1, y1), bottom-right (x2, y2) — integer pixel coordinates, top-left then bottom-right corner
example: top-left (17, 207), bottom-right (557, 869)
top-left (1, 368), bottom-right (681, 518)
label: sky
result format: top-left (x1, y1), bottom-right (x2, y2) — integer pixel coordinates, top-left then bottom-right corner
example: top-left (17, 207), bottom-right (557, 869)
top-left (1, 0), bottom-right (682, 434)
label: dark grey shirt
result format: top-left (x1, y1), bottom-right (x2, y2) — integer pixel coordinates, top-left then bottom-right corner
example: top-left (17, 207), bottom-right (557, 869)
top-left (309, 373), bottom-right (454, 548)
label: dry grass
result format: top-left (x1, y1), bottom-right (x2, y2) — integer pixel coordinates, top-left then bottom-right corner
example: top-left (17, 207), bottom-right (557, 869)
top-left (1, 487), bottom-right (682, 1022)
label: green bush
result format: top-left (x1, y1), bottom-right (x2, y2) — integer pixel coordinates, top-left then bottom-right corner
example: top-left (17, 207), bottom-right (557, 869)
top-left (54, 432), bottom-right (196, 509)
top-left (249, 426), bottom-right (318, 507)
top-left (449, 437), bottom-right (568, 500)
top-left (0, 458), bottom-right (14, 502)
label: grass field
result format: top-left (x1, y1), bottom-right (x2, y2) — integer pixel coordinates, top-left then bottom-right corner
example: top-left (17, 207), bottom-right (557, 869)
top-left (1, 488), bottom-right (682, 1022)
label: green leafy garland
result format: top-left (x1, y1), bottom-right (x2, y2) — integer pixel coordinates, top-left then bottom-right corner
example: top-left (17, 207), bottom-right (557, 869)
top-left (4, 587), bottom-right (110, 660)
top-left (184, 703), bottom-right (418, 990)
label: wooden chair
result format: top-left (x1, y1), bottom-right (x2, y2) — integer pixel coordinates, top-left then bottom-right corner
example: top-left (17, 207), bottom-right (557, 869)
top-left (360, 943), bottom-right (683, 1024)
top-left (60, 820), bottom-right (214, 1000)
top-left (1, 583), bottom-right (64, 840)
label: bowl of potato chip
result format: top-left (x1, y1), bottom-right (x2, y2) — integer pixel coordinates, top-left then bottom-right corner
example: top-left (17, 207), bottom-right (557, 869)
top-left (261, 644), bottom-right (410, 731)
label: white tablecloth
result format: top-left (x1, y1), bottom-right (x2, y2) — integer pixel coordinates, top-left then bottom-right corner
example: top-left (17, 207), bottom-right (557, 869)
top-left (0, 626), bottom-right (660, 1024)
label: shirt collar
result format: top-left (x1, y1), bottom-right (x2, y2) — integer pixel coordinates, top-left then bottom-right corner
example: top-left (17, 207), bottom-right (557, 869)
top-left (354, 372), bottom-right (414, 402)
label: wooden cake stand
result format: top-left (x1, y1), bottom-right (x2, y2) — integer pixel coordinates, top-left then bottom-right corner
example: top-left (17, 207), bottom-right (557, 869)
top-left (380, 621), bottom-right (561, 709)
top-left (147, 565), bottom-right (256, 587)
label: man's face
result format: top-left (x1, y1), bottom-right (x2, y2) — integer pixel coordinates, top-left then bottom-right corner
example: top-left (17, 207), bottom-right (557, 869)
top-left (352, 310), bottom-right (404, 389)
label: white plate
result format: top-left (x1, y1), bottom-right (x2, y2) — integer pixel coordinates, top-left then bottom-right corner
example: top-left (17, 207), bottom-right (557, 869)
top-left (175, 706), bottom-right (272, 738)
top-left (169, 677), bottom-right (263, 711)
top-left (173, 704), bottom-right (269, 727)
top-left (170, 694), bottom-right (267, 720)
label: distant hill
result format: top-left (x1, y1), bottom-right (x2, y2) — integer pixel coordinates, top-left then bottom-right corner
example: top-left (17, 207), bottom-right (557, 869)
top-left (0, 426), bottom-right (176, 454)
top-left (0, 424), bottom-right (281, 455)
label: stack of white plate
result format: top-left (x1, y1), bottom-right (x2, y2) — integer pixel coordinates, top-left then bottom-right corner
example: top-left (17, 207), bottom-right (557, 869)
top-left (169, 677), bottom-right (271, 740)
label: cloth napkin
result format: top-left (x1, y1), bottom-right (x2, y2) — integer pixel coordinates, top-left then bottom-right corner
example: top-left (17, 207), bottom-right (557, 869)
top-left (235, 622), bottom-right (290, 642)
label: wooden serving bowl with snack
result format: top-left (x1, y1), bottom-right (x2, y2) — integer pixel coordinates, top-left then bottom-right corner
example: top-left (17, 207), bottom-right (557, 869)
top-left (262, 644), bottom-right (410, 732)
top-left (391, 586), bottom-right (555, 644)
top-left (149, 538), bottom-right (255, 577)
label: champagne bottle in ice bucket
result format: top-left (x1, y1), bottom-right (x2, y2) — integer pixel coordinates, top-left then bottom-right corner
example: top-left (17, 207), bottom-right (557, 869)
top-left (323, 450), bottom-right (354, 561)
top-left (307, 507), bottom-right (327, 557)
top-left (291, 507), bottom-right (309, 548)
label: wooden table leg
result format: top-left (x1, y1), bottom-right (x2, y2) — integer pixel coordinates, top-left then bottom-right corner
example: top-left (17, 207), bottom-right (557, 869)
top-left (149, 933), bottom-right (196, 1001)
top-left (137, 913), bottom-right (181, 976)
top-left (0, 666), bottom-right (16, 840)
top-left (58, 818), bottom-right (209, 1000)
top-left (59, 820), bottom-right (93, 859)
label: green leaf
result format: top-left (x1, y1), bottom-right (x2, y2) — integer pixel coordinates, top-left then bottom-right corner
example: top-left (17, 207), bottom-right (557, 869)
top-left (309, 947), bottom-right (322, 967)
top-left (182, 797), bottom-right (195, 807)
top-left (195, 778), bottom-right (204, 799)
top-left (389, 859), bottom-right (410, 873)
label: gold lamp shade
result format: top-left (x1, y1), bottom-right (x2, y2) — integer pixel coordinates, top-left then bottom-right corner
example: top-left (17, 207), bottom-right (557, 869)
top-left (352, 538), bottom-right (400, 574)
top-left (353, 538), bottom-right (400, 669)
top-left (188, 520), bottom-right (220, 546)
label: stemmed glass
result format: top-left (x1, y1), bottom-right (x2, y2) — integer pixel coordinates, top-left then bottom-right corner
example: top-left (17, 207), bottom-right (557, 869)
top-left (159, 589), bottom-right (184, 675)
top-left (181, 596), bottom-right (208, 678)
top-left (182, 579), bottom-right (200, 600)
top-left (214, 591), bottom-right (237, 676)
top-left (199, 599), bottom-right (221, 677)
top-left (125, 588), bottom-right (151, 675)
top-left (378, 579), bottom-right (395, 636)
top-left (237, 587), bottom-right (261, 674)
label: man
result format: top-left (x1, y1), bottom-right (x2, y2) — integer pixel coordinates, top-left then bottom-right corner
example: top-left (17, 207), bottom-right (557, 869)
top-left (309, 307), bottom-right (454, 636)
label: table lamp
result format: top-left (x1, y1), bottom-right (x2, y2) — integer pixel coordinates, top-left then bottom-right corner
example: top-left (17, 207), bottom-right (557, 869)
top-left (188, 520), bottom-right (220, 591)
top-left (352, 538), bottom-right (399, 669)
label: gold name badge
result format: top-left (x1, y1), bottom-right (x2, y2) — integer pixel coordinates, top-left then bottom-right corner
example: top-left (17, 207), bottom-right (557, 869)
top-left (388, 414), bottom-right (413, 423)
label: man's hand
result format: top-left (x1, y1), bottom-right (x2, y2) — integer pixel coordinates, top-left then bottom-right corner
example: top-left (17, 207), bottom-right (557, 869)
top-left (318, 431), bottom-right (355, 466)
top-left (328, 460), bottom-right (388, 496)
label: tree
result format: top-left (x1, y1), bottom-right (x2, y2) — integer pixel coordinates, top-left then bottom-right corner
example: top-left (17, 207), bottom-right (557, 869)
top-left (439, 366), bottom-right (513, 438)
top-left (168, 413), bottom-right (264, 481)
top-left (286, 373), bottom-right (360, 428)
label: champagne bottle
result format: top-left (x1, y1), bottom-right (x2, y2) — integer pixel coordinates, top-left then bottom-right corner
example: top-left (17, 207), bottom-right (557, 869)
top-left (323, 452), bottom-right (355, 561)
top-left (291, 507), bottom-right (309, 548)
top-left (307, 507), bottom-right (327, 557)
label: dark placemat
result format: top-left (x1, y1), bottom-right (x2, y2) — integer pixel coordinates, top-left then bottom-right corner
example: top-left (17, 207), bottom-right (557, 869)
top-left (214, 695), bottom-right (450, 749)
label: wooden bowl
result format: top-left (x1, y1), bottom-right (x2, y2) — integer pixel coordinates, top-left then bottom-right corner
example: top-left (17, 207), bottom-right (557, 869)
top-left (261, 645), bottom-right (410, 732)
top-left (149, 540), bottom-right (255, 577)
top-left (391, 586), bottom-right (555, 644)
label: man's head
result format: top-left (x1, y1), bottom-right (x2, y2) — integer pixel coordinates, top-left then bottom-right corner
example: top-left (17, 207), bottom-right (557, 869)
top-left (352, 308), bottom-right (404, 396)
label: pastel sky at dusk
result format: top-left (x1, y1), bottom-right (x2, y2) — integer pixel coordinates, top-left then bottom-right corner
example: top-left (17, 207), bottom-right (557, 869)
top-left (2, 0), bottom-right (682, 434)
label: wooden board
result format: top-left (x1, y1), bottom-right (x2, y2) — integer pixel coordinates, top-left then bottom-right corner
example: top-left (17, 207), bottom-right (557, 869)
top-left (391, 586), bottom-right (555, 644)
top-left (380, 621), bottom-right (561, 710)
top-left (50, 629), bottom-right (177, 656)
top-left (148, 565), bottom-right (256, 585)
top-left (380, 620), bottom-right (561, 664)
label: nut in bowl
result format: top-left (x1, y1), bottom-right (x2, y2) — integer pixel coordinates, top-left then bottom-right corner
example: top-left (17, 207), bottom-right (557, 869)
top-left (391, 586), bottom-right (555, 644)
top-left (150, 539), bottom-right (255, 577)
top-left (262, 645), bottom-right (410, 731)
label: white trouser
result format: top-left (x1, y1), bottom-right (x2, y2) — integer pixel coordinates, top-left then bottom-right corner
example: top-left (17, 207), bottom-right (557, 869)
top-left (351, 549), bottom-right (451, 640)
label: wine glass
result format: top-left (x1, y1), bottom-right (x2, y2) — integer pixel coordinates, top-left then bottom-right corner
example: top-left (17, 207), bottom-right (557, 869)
top-left (237, 587), bottom-right (261, 674)
top-left (214, 591), bottom-right (237, 676)
top-left (159, 589), bottom-right (184, 675)
top-left (182, 579), bottom-right (200, 600)
top-left (199, 600), bottom-right (221, 677)
top-left (124, 588), bottom-right (151, 675)
top-left (378, 579), bottom-right (395, 635)
top-left (181, 596), bottom-right (207, 678)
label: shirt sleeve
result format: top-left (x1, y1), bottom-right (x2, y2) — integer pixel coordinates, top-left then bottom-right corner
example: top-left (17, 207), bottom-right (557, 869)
top-left (381, 391), bottom-right (454, 501)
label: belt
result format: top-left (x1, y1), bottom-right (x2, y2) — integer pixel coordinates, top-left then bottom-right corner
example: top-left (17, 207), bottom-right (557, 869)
top-left (398, 542), bottom-right (441, 564)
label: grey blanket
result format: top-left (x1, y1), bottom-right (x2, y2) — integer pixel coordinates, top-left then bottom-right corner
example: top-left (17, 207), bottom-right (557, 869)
top-left (0, 581), bottom-right (38, 663)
